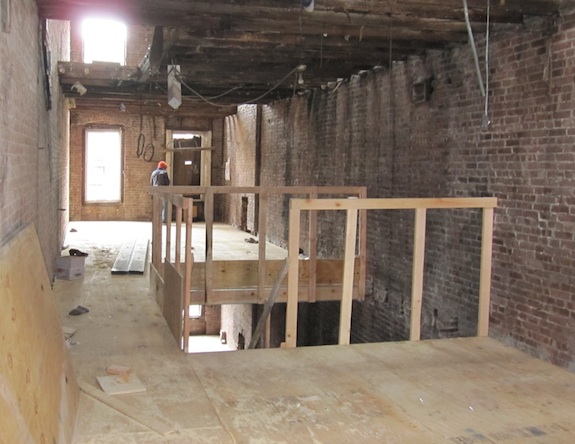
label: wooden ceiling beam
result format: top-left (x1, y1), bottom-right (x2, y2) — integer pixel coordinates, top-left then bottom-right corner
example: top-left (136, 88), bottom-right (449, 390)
top-left (36, 0), bottom-right (560, 25)
top-left (40, 0), bottom-right (562, 108)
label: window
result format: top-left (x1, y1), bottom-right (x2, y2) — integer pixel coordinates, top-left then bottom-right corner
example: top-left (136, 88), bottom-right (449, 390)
top-left (85, 129), bottom-right (123, 203)
top-left (82, 18), bottom-right (127, 65)
top-left (189, 305), bottom-right (202, 319)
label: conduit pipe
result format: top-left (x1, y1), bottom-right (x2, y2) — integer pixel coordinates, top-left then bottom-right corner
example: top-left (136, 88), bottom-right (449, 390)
top-left (462, 0), bottom-right (486, 98)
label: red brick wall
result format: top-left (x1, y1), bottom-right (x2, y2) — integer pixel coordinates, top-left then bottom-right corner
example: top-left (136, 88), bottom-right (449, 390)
top-left (67, 21), bottom-right (226, 221)
top-left (221, 304), bottom-right (254, 350)
top-left (69, 110), bottom-right (165, 220)
top-left (225, 15), bottom-right (575, 370)
top-left (190, 305), bottom-right (222, 335)
top-left (0, 1), bottom-right (70, 275)
top-left (223, 106), bottom-right (258, 230)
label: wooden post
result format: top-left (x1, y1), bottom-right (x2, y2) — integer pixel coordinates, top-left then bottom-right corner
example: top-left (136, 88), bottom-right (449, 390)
top-left (478, 208), bottom-right (494, 337)
top-left (308, 191), bottom-right (318, 303)
top-left (410, 208), bottom-right (427, 341)
top-left (285, 202), bottom-right (301, 348)
top-left (165, 196), bottom-right (172, 263)
top-left (152, 195), bottom-right (162, 269)
top-left (175, 206), bottom-right (182, 271)
top-left (182, 202), bottom-right (194, 352)
top-left (204, 189), bottom-right (214, 305)
top-left (258, 190), bottom-right (268, 304)
top-left (338, 208), bottom-right (358, 345)
top-left (358, 187), bottom-right (368, 300)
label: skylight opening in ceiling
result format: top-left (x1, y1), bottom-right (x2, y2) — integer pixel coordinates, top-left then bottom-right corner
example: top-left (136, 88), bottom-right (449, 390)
top-left (82, 18), bottom-right (127, 65)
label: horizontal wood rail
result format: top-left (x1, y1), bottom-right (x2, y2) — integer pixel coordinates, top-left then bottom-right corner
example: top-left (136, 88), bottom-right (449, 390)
top-left (284, 197), bottom-right (497, 348)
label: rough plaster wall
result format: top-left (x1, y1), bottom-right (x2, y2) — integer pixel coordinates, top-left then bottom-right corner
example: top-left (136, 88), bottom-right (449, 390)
top-left (0, 1), bottom-right (70, 276)
top-left (225, 15), bottom-right (575, 370)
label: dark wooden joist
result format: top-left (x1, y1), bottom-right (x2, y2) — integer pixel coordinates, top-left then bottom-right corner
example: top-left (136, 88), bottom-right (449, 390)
top-left (70, 96), bottom-right (237, 117)
top-left (36, 0), bottom-right (560, 26)
top-left (40, 0), bottom-right (562, 108)
top-left (138, 26), bottom-right (164, 82)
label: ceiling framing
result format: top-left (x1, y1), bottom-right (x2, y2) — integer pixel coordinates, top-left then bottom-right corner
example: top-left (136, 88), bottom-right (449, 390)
top-left (36, 0), bottom-right (565, 116)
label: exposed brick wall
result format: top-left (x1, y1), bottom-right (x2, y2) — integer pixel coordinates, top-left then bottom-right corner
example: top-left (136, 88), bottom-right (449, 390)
top-left (221, 304), bottom-right (254, 350)
top-left (224, 15), bottom-right (575, 370)
top-left (189, 305), bottom-right (222, 335)
top-left (223, 106), bottom-right (258, 231)
top-left (69, 110), bottom-right (165, 221)
top-left (0, 1), bottom-right (69, 276)
top-left (67, 21), bottom-right (226, 222)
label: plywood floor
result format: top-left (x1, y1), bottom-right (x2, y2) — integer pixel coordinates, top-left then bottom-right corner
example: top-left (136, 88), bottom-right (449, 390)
top-left (54, 222), bottom-right (575, 443)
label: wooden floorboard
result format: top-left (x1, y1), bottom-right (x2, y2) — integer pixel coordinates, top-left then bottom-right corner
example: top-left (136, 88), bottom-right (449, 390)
top-left (53, 222), bottom-right (575, 443)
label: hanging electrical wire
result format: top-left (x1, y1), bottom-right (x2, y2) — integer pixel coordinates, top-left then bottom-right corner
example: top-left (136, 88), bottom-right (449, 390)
top-left (482, 0), bottom-right (491, 128)
top-left (176, 65), bottom-right (303, 107)
top-left (462, 0), bottom-right (486, 98)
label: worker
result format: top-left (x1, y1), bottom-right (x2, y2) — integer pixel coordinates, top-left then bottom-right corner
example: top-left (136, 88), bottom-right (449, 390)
top-left (150, 161), bottom-right (170, 222)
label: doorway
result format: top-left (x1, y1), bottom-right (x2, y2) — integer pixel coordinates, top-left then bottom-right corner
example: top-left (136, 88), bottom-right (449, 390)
top-left (166, 130), bottom-right (212, 220)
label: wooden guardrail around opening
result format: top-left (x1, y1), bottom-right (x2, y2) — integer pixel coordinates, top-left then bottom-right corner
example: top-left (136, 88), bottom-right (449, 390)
top-left (149, 185), bottom-right (368, 351)
top-left (284, 197), bottom-right (497, 349)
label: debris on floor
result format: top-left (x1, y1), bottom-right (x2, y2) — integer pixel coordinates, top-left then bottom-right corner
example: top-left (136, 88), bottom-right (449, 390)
top-left (62, 326), bottom-right (77, 340)
top-left (106, 364), bottom-right (133, 383)
top-left (68, 305), bottom-right (89, 316)
top-left (244, 237), bottom-right (258, 244)
top-left (97, 372), bottom-right (146, 395)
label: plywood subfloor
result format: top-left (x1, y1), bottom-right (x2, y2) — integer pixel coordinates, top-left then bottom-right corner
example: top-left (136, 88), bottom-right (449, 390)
top-left (166, 221), bottom-right (287, 262)
top-left (53, 222), bottom-right (575, 443)
top-left (64, 220), bottom-right (287, 266)
top-left (1, 225), bottom-right (78, 444)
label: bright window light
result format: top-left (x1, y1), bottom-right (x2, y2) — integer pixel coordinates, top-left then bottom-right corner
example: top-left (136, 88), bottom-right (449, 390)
top-left (82, 18), bottom-right (126, 65)
top-left (189, 305), bottom-right (202, 319)
top-left (85, 129), bottom-right (123, 203)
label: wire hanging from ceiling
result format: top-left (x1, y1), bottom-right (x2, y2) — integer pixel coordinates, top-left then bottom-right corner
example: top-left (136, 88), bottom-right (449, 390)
top-left (175, 65), bottom-right (303, 107)
top-left (482, 0), bottom-right (491, 129)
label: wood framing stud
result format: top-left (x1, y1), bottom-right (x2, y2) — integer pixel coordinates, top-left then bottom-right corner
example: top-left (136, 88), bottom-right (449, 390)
top-left (478, 208), bottom-right (494, 337)
top-left (338, 207), bottom-right (359, 345)
top-left (410, 208), bottom-right (427, 341)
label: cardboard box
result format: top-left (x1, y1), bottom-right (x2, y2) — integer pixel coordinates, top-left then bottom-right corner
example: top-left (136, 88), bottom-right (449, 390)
top-left (55, 256), bottom-right (86, 280)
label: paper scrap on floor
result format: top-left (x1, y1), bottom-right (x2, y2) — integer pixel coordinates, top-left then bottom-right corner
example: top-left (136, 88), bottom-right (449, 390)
top-left (97, 373), bottom-right (146, 395)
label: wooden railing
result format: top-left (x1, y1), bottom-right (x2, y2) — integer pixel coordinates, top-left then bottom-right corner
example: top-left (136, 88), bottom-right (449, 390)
top-left (284, 197), bottom-right (497, 348)
top-left (149, 185), bottom-right (368, 351)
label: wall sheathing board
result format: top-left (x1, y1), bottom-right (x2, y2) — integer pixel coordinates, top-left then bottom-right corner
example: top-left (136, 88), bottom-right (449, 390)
top-left (0, 225), bottom-right (79, 443)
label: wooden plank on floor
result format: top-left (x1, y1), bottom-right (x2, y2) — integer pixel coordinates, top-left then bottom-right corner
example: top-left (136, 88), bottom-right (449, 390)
top-left (112, 238), bottom-right (149, 275)
top-left (78, 381), bottom-right (177, 436)
top-left (112, 238), bottom-right (135, 274)
top-left (128, 238), bottom-right (149, 274)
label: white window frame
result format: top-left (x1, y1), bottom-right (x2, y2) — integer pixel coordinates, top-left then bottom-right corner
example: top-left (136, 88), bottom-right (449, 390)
top-left (84, 128), bottom-right (123, 203)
